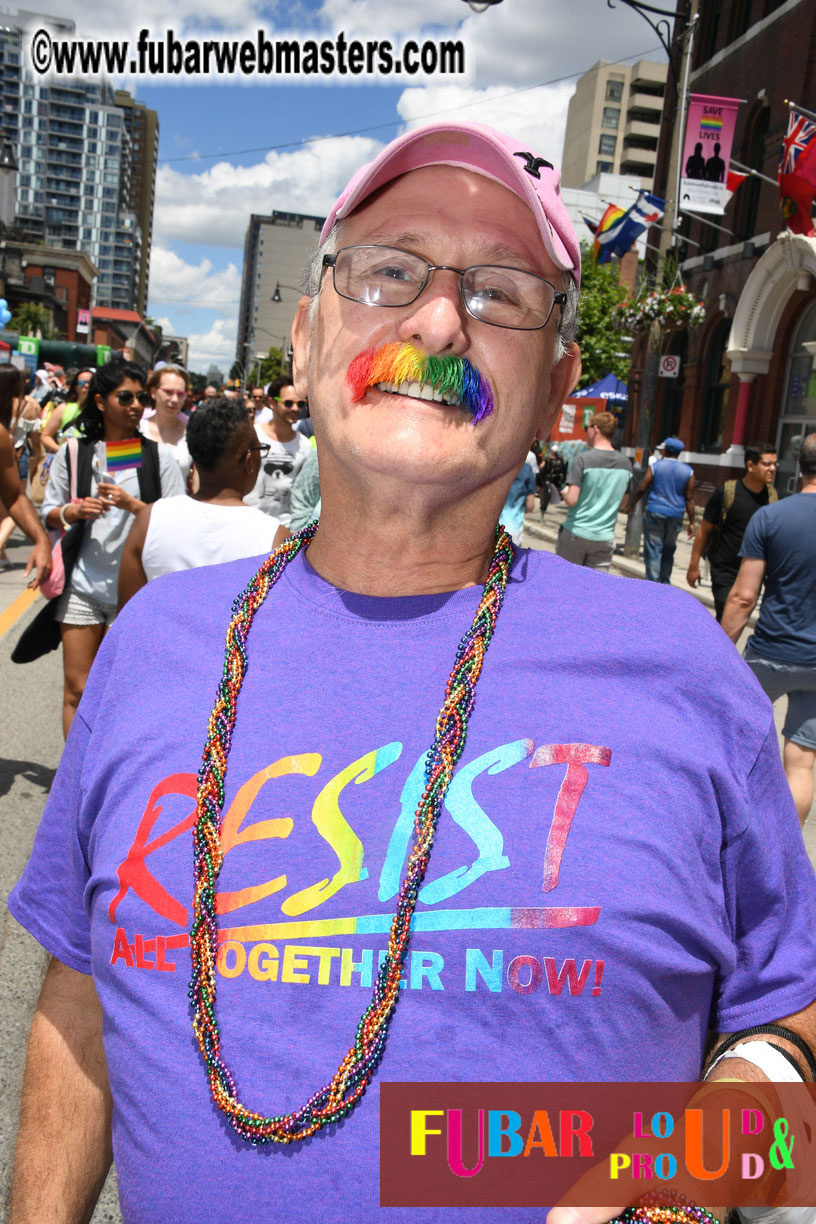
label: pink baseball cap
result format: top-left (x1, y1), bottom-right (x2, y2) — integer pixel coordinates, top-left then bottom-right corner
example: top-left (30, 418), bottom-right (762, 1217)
top-left (321, 121), bottom-right (581, 287)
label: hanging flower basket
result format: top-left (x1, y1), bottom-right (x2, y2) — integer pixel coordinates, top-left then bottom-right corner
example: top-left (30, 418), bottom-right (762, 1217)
top-left (614, 285), bottom-right (706, 333)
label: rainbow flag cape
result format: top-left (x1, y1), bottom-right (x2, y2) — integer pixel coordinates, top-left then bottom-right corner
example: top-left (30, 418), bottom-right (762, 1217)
top-left (106, 438), bottom-right (142, 471)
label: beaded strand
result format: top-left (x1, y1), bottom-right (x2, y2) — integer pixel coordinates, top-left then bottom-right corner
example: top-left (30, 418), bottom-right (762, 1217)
top-left (189, 521), bottom-right (514, 1144)
top-left (611, 1191), bottom-right (721, 1224)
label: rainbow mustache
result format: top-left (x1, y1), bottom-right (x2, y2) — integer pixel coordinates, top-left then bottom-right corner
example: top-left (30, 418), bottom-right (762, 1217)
top-left (347, 343), bottom-right (494, 424)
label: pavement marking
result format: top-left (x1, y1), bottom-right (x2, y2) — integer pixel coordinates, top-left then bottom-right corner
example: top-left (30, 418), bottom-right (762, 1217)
top-left (0, 587), bottom-right (39, 640)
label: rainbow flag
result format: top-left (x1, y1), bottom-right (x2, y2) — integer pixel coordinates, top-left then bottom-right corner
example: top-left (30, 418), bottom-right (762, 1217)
top-left (700, 116), bottom-right (723, 131)
top-left (106, 438), bottom-right (142, 471)
top-left (592, 203), bottom-right (626, 263)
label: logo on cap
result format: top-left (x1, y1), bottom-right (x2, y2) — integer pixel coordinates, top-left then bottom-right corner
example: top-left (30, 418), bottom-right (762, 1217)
top-left (513, 151), bottom-right (554, 179)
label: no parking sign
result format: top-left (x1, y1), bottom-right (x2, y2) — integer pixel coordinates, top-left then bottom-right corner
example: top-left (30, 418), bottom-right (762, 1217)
top-left (659, 355), bottom-right (681, 378)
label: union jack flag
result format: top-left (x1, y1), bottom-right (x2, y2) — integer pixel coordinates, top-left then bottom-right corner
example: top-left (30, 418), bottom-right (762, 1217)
top-left (779, 110), bottom-right (816, 177)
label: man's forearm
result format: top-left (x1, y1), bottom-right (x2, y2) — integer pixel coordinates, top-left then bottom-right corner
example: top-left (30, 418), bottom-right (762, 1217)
top-left (720, 590), bottom-right (754, 642)
top-left (10, 958), bottom-right (112, 1224)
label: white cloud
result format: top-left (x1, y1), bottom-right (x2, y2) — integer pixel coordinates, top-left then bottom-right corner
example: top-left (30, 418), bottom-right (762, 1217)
top-left (187, 317), bottom-right (239, 371)
top-left (148, 246), bottom-right (242, 306)
top-left (153, 136), bottom-right (383, 247)
top-left (396, 81), bottom-right (575, 170)
top-left (317, 0), bottom-right (459, 38)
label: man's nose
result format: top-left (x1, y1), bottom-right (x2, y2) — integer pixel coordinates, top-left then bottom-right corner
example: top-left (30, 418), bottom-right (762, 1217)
top-left (395, 268), bottom-right (469, 357)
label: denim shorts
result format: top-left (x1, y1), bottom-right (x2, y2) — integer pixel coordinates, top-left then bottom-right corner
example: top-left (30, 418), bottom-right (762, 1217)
top-left (54, 587), bottom-right (118, 628)
top-left (744, 643), bottom-right (816, 749)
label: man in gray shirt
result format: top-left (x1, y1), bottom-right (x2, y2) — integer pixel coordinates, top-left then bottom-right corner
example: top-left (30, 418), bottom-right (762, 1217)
top-left (555, 410), bottom-right (632, 569)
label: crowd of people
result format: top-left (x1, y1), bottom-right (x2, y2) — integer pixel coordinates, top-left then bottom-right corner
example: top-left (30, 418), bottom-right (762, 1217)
top-left (2, 118), bottom-right (815, 1224)
top-left (1, 358), bottom-right (321, 738)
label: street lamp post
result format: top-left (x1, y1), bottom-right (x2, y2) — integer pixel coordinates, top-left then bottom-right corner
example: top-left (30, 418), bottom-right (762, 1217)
top-left (609, 0), bottom-right (699, 554)
top-left (271, 282), bottom-right (302, 304)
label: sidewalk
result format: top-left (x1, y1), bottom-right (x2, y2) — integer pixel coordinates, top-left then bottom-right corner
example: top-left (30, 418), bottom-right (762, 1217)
top-left (524, 499), bottom-right (722, 613)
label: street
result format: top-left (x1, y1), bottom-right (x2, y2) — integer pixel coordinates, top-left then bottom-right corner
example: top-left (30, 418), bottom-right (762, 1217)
top-left (0, 515), bottom-right (814, 1221)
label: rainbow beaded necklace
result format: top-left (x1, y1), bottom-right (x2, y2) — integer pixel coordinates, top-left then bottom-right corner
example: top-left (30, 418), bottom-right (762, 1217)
top-left (189, 520), bottom-right (514, 1144)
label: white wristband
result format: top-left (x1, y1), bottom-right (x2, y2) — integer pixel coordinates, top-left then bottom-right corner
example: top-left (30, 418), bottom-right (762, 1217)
top-left (59, 504), bottom-right (71, 530)
top-left (706, 1040), bottom-right (804, 1082)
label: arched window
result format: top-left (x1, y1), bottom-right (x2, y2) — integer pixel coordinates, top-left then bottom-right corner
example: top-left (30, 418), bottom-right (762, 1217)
top-left (734, 103), bottom-right (770, 241)
top-left (698, 319), bottom-right (731, 453)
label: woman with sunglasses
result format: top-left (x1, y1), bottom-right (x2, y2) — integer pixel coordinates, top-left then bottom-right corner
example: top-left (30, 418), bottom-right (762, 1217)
top-left (42, 357), bottom-right (185, 736)
top-left (244, 373), bottom-right (311, 526)
top-left (40, 367), bottom-right (94, 455)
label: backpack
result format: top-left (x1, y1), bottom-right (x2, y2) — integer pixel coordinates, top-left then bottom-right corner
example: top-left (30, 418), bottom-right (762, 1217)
top-left (702, 478), bottom-right (777, 559)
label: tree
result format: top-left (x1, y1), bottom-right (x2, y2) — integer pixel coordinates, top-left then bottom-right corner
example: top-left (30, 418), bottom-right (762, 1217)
top-left (9, 301), bottom-right (58, 340)
top-left (248, 347), bottom-right (286, 389)
top-left (574, 244), bottom-right (631, 389)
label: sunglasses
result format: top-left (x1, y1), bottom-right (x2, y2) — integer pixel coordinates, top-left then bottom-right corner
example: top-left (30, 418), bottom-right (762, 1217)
top-left (115, 390), bottom-right (152, 408)
top-left (275, 398), bottom-right (308, 409)
top-left (244, 443), bottom-right (271, 459)
top-left (77, 379), bottom-right (91, 387)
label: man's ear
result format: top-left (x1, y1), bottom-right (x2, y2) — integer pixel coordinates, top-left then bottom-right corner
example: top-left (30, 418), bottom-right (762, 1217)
top-left (535, 342), bottom-right (581, 441)
top-left (290, 295), bottom-right (313, 400)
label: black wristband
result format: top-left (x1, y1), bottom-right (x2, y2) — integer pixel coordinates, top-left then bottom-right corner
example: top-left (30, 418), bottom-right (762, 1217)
top-left (705, 1023), bottom-right (816, 1082)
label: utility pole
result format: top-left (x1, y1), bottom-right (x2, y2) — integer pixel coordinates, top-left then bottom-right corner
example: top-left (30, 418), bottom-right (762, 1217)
top-left (623, 0), bottom-right (699, 555)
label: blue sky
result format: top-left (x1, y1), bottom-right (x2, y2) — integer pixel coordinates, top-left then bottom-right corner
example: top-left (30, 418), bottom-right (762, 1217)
top-left (33, 0), bottom-right (663, 371)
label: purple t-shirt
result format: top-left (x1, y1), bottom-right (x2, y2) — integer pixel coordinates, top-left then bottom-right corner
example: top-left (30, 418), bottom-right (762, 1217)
top-left (10, 547), bottom-right (816, 1223)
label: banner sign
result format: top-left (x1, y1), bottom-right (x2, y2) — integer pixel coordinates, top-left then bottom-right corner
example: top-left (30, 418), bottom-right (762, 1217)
top-left (17, 335), bottom-right (39, 357)
top-left (558, 404), bottom-right (576, 434)
top-left (680, 95), bottom-right (741, 214)
top-left (96, 344), bottom-right (112, 366)
top-left (76, 307), bottom-right (90, 335)
top-left (381, 1081), bottom-right (816, 1209)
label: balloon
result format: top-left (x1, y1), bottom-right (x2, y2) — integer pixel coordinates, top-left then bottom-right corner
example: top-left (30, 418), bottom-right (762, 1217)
top-left (0, 298), bottom-right (11, 329)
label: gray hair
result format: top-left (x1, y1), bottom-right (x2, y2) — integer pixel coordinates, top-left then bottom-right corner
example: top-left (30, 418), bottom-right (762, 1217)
top-left (305, 223), bottom-right (579, 359)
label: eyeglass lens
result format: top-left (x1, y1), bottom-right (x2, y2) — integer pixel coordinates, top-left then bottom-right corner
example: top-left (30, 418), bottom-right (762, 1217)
top-left (116, 390), bottom-right (150, 407)
top-left (330, 245), bottom-right (560, 330)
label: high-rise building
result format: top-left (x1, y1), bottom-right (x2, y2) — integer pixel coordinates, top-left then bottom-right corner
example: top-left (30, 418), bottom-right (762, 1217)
top-left (114, 89), bottom-right (158, 316)
top-left (236, 210), bottom-right (325, 378)
top-left (0, 11), bottom-right (158, 315)
top-left (561, 59), bottom-right (667, 189)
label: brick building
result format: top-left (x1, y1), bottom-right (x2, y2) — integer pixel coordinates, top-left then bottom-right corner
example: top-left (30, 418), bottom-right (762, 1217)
top-left (0, 238), bottom-right (96, 341)
top-left (627, 0), bottom-right (816, 499)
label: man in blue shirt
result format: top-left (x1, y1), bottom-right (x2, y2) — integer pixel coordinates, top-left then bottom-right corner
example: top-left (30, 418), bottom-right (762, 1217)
top-left (628, 436), bottom-right (695, 583)
top-left (722, 431), bottom-right (816, 824)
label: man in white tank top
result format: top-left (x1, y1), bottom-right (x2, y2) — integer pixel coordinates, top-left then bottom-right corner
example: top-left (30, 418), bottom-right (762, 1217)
top-left (117, 398), bottom-right (290, 607)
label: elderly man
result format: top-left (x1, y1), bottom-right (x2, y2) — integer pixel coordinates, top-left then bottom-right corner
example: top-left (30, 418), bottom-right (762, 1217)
top-left (9, 123), bottom-right (816, 1224)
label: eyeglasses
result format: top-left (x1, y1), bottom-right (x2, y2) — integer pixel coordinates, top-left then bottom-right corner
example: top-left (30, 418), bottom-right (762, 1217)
top-left (322, 245), bottom-right (567, 331)
top-left (275, 398), bottom-right (308, 409)
top-left (251, 393), bottom-right (266, 400)
top-left (115, 390), bottom-right (151, 407)
top-left (244, 443), bottom-right (271, 459)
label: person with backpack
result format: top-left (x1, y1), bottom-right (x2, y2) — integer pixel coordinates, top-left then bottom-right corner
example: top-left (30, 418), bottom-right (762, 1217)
top-left (686, 442), bottom-right (778, 621)
top-left (41, 356), bottom-right (185, 736)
